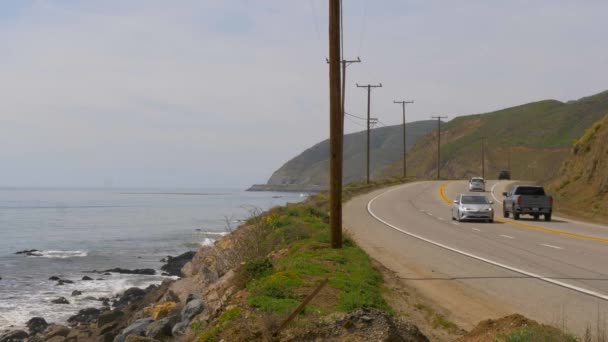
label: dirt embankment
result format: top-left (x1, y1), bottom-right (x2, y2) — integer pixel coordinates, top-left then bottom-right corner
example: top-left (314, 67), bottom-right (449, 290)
top-left (548, 114), bottom-right (608, 222)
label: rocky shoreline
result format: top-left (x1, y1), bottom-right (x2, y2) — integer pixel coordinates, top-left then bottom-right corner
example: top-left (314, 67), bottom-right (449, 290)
top-left (1, 250), bottom-right (198, 342)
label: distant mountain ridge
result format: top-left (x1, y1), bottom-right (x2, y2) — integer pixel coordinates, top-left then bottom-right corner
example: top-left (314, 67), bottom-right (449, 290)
top-left (382, 90), bottom-right (608, 181)
top-left (249, 120), bottom-right (438, 191)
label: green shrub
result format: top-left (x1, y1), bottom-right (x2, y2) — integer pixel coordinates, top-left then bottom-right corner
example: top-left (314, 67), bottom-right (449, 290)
top-left (245, 259), bottom-right (274, 279)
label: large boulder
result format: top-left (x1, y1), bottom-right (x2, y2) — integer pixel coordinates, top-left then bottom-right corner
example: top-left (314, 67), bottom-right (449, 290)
top-left (40, 325), bottom-right (70, 340)
top-left (51, 297), bottom-right (69, 304)
top-left (97, 310), bottom-right (124, 327)
top-left (145, 315), bottom-right (179, 339)
top-left (113, 318), bottom-right (154, 342)
top-left (114, 287), bottom-right (147, 308)
top-left (0, 330), bottom-right (28, 342)
top-left (181, 298), bottom-right (204, 321)
top-left (103, 268), bottom-right (156, 275)
top-left (26, 317), bottom-right (48, 335)
top-left (67, 307), bottom-right (101, 325)
top-left (160, 251), bottom-right (196, 277)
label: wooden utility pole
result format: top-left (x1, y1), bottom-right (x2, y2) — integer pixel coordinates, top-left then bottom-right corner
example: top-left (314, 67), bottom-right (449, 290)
top-left (328, 0), bottom-right (342, 249)
top-left (431, 116), bottom-right (447, 180)
top-left (326, 57), bottom-right (362, 127)
top-left (394, 100), bottom-right (414, 178)
top-left (481, 136), bottom-right (486, 179)
top-left (357, 83), bottom-right (382, 183)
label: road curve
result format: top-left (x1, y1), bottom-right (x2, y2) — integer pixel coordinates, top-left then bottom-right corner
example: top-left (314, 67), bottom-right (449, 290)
top-left (344, 180), bottom-right (608, 336)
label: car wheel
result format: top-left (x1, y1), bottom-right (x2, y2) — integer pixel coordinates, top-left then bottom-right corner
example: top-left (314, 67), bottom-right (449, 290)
top-left (513, 212), bottom-right (520, 220)
top-left (503, 207), bottom-right (509, 218)
top-left (488, 218), bottom-right (494, 223)
top-left (545, 213), bottom-right (552, 222)
top-left (533, 214), bottom-right (540, 220)
top-left (457, 211), bottom-right (462, 222)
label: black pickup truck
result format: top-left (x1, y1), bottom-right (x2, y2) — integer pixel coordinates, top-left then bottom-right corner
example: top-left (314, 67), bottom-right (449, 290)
top-left (502, 185), bottom-right (553, 221)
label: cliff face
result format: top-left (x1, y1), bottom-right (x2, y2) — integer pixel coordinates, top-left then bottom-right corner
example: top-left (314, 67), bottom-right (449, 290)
top-left (548, 114), bottom-right (608, 219)
top-left (265, 120), bottom-right (438, 188)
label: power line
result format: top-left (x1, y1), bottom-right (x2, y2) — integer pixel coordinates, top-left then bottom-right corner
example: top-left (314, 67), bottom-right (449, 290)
top-left (344, 111), bottom-right (367, 120)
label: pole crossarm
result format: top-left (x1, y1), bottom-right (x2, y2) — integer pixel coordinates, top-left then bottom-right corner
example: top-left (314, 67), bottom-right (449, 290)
top-left (431, 116), bottom-right (448, 180)
top-left (394, 100), bottom-right (414, 178)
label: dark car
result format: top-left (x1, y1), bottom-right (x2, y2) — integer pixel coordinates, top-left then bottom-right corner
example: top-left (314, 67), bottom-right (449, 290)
top-left (498, 170), bottom-right (511, 180)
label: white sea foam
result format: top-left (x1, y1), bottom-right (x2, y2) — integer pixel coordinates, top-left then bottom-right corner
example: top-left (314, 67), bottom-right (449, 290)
top-left (201, 231), bottom-right (229, 236)
top-left (27, 250), bottom-right (88, 258)
top-left (200, 238), bottom-right (216, 246)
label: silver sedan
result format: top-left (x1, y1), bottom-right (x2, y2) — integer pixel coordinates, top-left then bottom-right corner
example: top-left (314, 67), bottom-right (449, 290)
top-left (452, 194), bottom-right (494, 223)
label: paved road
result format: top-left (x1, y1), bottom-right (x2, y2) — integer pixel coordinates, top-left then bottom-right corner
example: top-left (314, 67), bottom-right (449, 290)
top-left (344, 180), bottom-right (608, 336)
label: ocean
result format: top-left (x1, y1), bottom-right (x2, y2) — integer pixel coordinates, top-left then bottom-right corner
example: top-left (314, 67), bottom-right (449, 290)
top-left (0, 187), bottom-right (304, 328)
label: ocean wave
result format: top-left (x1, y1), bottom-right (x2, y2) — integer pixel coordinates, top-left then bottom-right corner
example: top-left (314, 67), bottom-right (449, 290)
top-left (26, 250), bottom-right (88, 258)
top-left (200, 231), bottom-right (229, 236)
top-left (200, 238), bottom-right (215, 247)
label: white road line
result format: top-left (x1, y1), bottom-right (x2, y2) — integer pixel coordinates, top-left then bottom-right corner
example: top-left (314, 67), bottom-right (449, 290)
top-left (452, 222), bottom-right (460, 226)
top-left (472, 228), bottom-right (481, 232)
top-left (500, 235), bottom-right (515, 239)
top-left (491, 182), bottom-right (503, 204)
top-left (426, 213), bottom-right (433, 216)
top-left (438, 217), bottom-right (445, 221)
top-left (366, 183), bottom-right (608, 302)
top-left (540, 243), bottom-right (563, 250)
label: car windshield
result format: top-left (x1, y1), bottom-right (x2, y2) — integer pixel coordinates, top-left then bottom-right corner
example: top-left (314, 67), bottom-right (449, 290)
top-left (472, 181), bottom-right (483, 185)
top-left (514, 187), bottom-right (546, 196)
top-left (460, 196), bottom-right (489, 204)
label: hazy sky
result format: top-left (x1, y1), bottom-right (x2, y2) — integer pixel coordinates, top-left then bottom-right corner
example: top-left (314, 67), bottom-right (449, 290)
top-left (1, 1), bottom-right (607, 188)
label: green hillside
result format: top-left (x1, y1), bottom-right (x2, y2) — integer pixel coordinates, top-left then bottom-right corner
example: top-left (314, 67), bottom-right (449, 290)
top-left (383, 90), bottom-right (608, 181)
top-left (261, 120), bottom-right (437, 189)
top-left (547, 114), bottom-right (608, 221)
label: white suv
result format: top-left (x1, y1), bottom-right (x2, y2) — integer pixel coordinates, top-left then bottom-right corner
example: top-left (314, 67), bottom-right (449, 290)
top-left (468, 177), bottom-right (485, 192)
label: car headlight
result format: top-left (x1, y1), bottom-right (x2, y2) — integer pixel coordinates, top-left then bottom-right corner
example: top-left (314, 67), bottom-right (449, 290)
top-left (487, 207), bottom-right (493, 211)
top-left (462, 207), bottom-right (471, 211)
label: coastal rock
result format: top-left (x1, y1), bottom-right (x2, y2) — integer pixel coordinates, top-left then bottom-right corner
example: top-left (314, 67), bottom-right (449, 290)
top-left (26, 317), bottom-right (48, 335)
top-left (51, 297), bottom-right (70, 304)
top-left (114, 318), bottom-right (154, 342)
top-left (57, 279), bottom-right (74, 286)
top-left (181, 298), bottom-right (204, 321)
top-left (41, 325), bottom-right (70, 339)
top-left (67, 307), bottom-right (101, 324)
top-left (114, 288), bottom-right (147, 308)
top-left (160, 251), bottom-right (196, 277)
top-left (171, 321), bottom-right (189, 336)
top-left (125, 336), bottom-right (161, 342)
top-left (145, 316), bottom-right (179, 339)
top-left (82, 276), bottom-right (93, 281)
top-left (97, 310), bottom-right (124, 327)
top-left (0, 330), bottom-right (28, 342)
top-left (48, 276), bottom-right (60, 281)
top-left (71, 290), bottom-right (83, 296)
top-left (99, 322), bottom-right (119, 335)
top-left (103, 268), bottom-right (156, 275)
top-left (15, 249), bottom-right (38, 255)
top-left (143, 302), bottom-right (177, 320)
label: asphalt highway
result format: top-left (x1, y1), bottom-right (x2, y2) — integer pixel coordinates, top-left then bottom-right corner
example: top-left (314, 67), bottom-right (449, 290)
top-left (344, 180), bottom-right (608, 336)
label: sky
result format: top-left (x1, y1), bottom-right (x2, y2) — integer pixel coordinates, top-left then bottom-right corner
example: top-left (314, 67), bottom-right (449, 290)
top-left (1, 1), bottom-right (607, 188)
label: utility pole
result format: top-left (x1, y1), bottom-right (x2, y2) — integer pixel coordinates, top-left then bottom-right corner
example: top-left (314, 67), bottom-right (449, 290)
top-left (328, 0), bottom-right (342, 249)
top-left (431, 116), bottom-right (447, 180)
top-left (394, 100), bottom-right (414, 178)
top-left (481, 136), bottom-right (486, 179)
top-left (325, 57), bottom-right (362, 126)
top-left (357, 83), bottom-right (383, 183)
